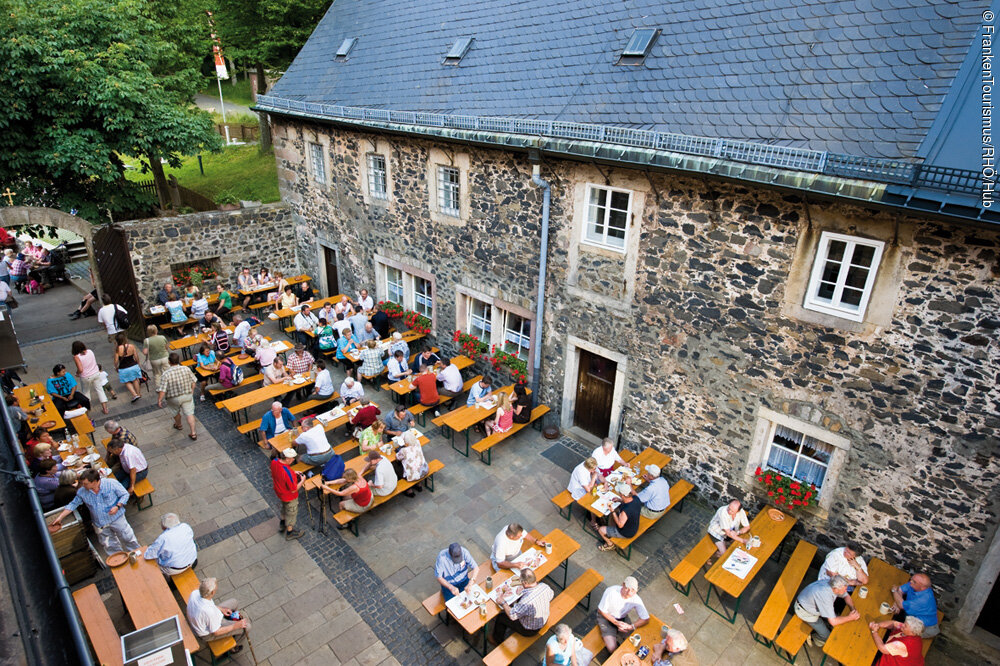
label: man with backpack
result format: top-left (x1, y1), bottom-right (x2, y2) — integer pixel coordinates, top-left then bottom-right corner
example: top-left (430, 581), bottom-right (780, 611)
top-left (204, 357), bottom-right (243, 397)
top-left (96, 294), bottom-right (129, 343)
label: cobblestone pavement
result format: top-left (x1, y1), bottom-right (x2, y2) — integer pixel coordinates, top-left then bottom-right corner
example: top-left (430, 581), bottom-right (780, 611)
top-left (12, 304), bottom-right (974, 666)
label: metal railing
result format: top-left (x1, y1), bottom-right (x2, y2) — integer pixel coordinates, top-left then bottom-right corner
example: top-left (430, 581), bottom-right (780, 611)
top-left (255, 95), bottom-right (978, 196)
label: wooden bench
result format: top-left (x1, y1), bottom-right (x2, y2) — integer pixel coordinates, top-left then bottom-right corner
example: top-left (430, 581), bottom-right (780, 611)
top-left (248, 300), bottom-right (274, 311)
top-left (471, 405), bottom-right (550, 465)
top-left (550, 448), bottom-right (641, 522)
top-left (207, 373), bottom-right (264, 398)
top-left (332, 459), bottom-right (444, 536)
top-left (669, 534), bottom-right (716, 596)
top-left (923, 611), bottom-right (944, 656)
top-left (171, 568), bottom-right (238, 664)
top-left (609, 478), bottom-right (694, 560)
top-left (482, 568), bottom-right (604, 666)
top-left (133, 477), bottom-right (155, 511)
top-left (751, 540), bottom-right (817, 648)
top-left (773, 615), bottom-right (813, 665)
top-left (70, 414), bottom-right (95, 446)
top-left (408, 375), bottom-right (483, 426)
top-left (235, 395), bottom-right (339, 443)
top-left (73, 584), bottom-right (123, 666)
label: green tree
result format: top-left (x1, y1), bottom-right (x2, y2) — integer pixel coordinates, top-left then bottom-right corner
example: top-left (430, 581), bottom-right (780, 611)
top-left (0, 0), bottom-right (222, 221)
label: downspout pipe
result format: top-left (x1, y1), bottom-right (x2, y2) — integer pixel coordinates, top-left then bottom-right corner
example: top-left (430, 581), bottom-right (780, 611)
top-left (529, 152), bottom-right (550, 409)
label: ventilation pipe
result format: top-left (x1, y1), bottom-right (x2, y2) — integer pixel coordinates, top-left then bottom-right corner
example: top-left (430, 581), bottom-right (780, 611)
top-left (528, 150), bottom-right (549, 408)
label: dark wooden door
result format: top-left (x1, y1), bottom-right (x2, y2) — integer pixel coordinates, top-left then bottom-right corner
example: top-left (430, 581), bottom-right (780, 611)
top-left (977, 579), bottom-right (1000, 636)
top-left (573, 349), bottom-right (617, 437)
top-left (324, 247), bottom-right (339, 296)
top-left (92, 225), bottom-right (145, 340)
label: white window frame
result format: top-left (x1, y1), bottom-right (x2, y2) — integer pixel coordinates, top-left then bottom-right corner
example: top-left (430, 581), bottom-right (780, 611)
top-left (466, 297), bottom-right (492, 342)
top-left (803, 231), bottom-right (884, 322)
top-left (367, 153), bottom-right (388, 200)
top-left (384, 265), bottom-right (404, 305)
top-left (502, 311), bottom-right (531, 362)
top-left (456, 290), bottom-right (534, 373)
top-left (376, 259), bottom-right (436, 330)
top-left (413, 276), bottom-right (433, 318)
top-left (582, 184), bottom-right (632, 252)
top-left (308, 142), bottom-right (327, 185)
top-left (437, 166), bottom-right (461, 217)
top-left (760, 422), bottom-right (833, 491)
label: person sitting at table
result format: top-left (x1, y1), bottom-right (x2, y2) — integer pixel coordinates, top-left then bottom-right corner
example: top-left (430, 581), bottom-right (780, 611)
top-left (34, 459), bottom-right (61, 509)
top-left (49, 468), bottom-right (141, 556)
top-left (485, 391), bottom-right (514, 437)
top-left (650, 626), bottom-right (690, 666)
top-left (271, 271), bottom-right (289, 301)
top-left (254, 339), bottom-right (277, 372)
top-left (144, 512), bottom-right (198, 575)
top-left (434, 359), bottom-right (462, 401)
top-left (156, 281), bottom-right (176, 306)
top-left (363, 450), bottom-right (398, 497)
top-left (869, 616), bottom-right (926, 666)
top-left (5, 396), bottom-right (29, 443)
top-left (263, 357), bottom-right (292, 399)
top-left (318, 302), bottom-right (336, 324)
top-left (636, 464), bottom-right (671, 519)
top-left (567, 457), bottom-right (599, 501)
top-left (511, 382), bottom-right (531, 424)
top-left (794, 575), bottom-right (860, 648)
top-left (544, 623), bottom-right (596, 666)
top-left (347, 309), bottom-right (366, 340)
top-left (707, 499), bottom-right (751, 558)
top-left (294, 417), bottom-right (335, 467)
top-left (195, 344), bottom-right (221, 401)
top-left (231, 314), bottom-right (252, 349)
top-left (315, 318), bottom-right (336, 354)
top-left (324, 468), bottom-right (373, 522)
top-left (186, 577), bottom-right (249, 649)
top-left (490, 523), bottom-right (548, 571)
top-left (335, 326), bottom-right (359, 374)
top-left (46, 363), bottom-right (91, 416)
top-left (338, 375), bottom-right (364, 406)
top-left (386, 350), bottom-right (411, 382)
top-left (596, 576), bottom-right (650, 652)
top-left (302, 359), bottom-right (335, 405)
top-left (396, 431), bottom-right (428, 496)
top-left (492, 568), bottom-right (553, 645)
top-left (891, 573), bottom-right (939, 638)
top-left (591, 437), bottom-right (625, 477)
top-left (370, 306), bottom-right (390, 339)
top-left (818, 542), bottom-right (869, 589)
top-left (435, 542), bottom-right (479, 601)
top-left (354, 340), bottom-right (381, 380)
top-left (276, 284), bottom-right (297, 311)
top-left (165, 294), bottom-right (188, 329)
top-left (184, 284), bottom-right (201, 300)
top-left (412, 364), bottom-right (440, 413)
top-left (198, 309), bottom-right (219, 330)
top-left (357, 288), bottom-right (374, 312)
top-left (409, 349), bottom-right (440, 374)
top-left (384, 404), bottom-right (415, 441)
top-left (104, 419), bottom-right (138, 447)
top-left (357, 419), bottom-right (385, 455)
top-left (293, 304), bottom-right (319, 350)
top-left (214, 284), bottom-right (233, 318)
top-left (29, 442), bottom-right (63, 476)
top-left (24, 426), bottom-right (57, 456)
top-left (295, 279), bottom-right (314, 304)
top-left (332, 311), bottom-right (353, 338)
top-left (114, 332), bottom-right (144, 404)
top-left (286, 343), bottom-right (315, 376)
top-left (54, 470), bottom-right (79, 508)
top-left (334, 295), bottom-right (355, 316)
top-left (356, 321), bottom-right (378, 344)
top-left (260, 402), bottom-right (295, 450)
top-left (466, 377), bottom-right (492, 407)
top-left (190, 293), bottom-right (210, 322)
top-left (597, 483), bottom-right (641, 551)
top-left (236, 268), bottom-right (257, 309)
top-left (209, 321), bottom-right (230, 355)
top-left (143, 324), bottom-right (171, 388)
top-left (257, 266), bottom-right (271, 285)
top-left (106, 435), bottom-right (148, 496)
top-left (388, 331), bottom-right (409, 359)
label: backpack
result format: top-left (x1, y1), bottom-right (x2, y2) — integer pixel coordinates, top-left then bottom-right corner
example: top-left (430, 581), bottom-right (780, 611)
top-left (231, 363), bottom-right (244, 386)
top-left (321, 454), bottom-right (345, 482)
top-left (113, 304), bottom-right (130, 331)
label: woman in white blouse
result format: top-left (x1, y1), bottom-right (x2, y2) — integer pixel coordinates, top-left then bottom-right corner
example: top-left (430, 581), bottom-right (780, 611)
top-left (591, 437), bottom-right (625, 477)
top-left (396, 432), bottom-right (428, 497)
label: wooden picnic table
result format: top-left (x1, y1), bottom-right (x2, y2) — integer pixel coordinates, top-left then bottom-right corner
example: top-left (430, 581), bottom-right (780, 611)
top-left (15, 383), bottom-right (67, 432)
top-left (702, 507), bottom-right (797, 622)
top-left (431, 384), bottom-right (525, 455)
top-left (602, 612), bottom-right (667, 665)
top-left (111, 546), bottom-right (200, 654)
top-left (262, 402), bottom-right (362, 453)
top-left (272, 294), bottom-right (344, 319)
top-left (144, 291), bottom-right (222, 318)
top-left (342, 329), bottom-right (427, 363)
top-left (575, 447), bottom-right (672, 521)
top-left (238, 273), bottom-right (310, 297)
top-left (447, 528), bottom-right (579, 656)
top-left (822, 558), bottom-right (910, 666)
top-left (218, 373), bottom-right (315, 424)
top-left (387, 354), bottom-right (474, 401)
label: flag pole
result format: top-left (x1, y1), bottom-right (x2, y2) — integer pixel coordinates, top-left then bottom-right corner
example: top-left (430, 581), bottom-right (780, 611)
top-left (206, 11), bottom-right (231, 145)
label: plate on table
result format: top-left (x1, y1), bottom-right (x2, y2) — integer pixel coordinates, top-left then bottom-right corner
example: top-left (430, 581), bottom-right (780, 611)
top-left (58, 443), bottom-right (71, 452)
top-left (39, 421), bottom-right (56, 429)
top-left (73, 447), bottom-right (88, 457)
top-left (83, 453), bottom-right (100, 464)
top-left (768, 508), bottom-right (785, 521)
top-left (105, 552), bottom-right (129, 567)
top-left (149, 306), bottom-right (165, 315)
top-left (444, 583), bottom-right (487, 619)
top-left (99, 468), bottom-right (112, 477)
top-left (292, 377), bottom-right (306, 385)
top-left (267, 313), bottom-right (279, 320)
top-left (63, 455), bottom-right (80, 466)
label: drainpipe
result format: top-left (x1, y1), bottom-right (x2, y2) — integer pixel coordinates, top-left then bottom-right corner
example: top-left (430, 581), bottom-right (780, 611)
top-left (528, 150), bottom-right (549, 409)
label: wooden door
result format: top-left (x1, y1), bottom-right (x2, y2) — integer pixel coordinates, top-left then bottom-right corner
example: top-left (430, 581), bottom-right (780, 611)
top-left (92, 224), bottom-right (145, 340)
top-left (323, 247), bottom-right (339, 296)
top-left (573, 349), bottom-right (617, 437)
top-left (977, 579), bottom-right (1000, 636)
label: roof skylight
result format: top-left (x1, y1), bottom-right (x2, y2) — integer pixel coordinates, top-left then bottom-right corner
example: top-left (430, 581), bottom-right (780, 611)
top-left (618, 28), bottom-right (660, 64)
top-left (444, 37), bottom-right (474, 64)
top-left (336, 38), bottom-right (357, 60)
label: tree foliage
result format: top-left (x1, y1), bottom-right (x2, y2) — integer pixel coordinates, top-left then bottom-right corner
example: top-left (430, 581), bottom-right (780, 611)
top-left (211, 0), bottom-right (333, 72)
top-left (0, 0), bottom-right (222, 221)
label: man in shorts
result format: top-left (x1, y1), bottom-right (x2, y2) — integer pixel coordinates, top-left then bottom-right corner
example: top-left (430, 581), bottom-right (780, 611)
top-left (596, 576), bottom-right (650, 652)
top-left (157, 353), bottom-right (198, 440)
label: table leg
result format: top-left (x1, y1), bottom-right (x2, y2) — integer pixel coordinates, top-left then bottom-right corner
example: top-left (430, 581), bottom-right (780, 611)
top-left (703, 583), bottom-right (741, 624)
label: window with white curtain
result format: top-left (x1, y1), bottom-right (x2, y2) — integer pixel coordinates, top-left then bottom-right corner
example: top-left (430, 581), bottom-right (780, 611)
top-left (385, 266), bottom-right (404, 305)
top-left (309, 143), bottom-right (326, 185)
top-left (503, 312), bottom-right (531, 361)
top-left (762, 423), bottom-right (833, 489)
top-left (467, 298), bottom-right (492, 341)
top-left (367, 153), bottom-right (387, 200)
top-left (413, 276), bottom-right (433, 317)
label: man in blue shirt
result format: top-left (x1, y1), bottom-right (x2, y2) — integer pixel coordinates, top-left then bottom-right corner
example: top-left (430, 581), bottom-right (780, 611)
top-left (466, 378), bottom-right (492, 407)
top-left (891, 573), bottom-right (939, 637)
top-left (259, 402), bottom-right (295, 450)
top-left (48, 468), bottom-right (140, 555)
top-left (435, 542), bottom-right (480, 601)
top-left (144, 512), bottom-right (198, 575)
top-left (636, 464), bottom-right (672, 519)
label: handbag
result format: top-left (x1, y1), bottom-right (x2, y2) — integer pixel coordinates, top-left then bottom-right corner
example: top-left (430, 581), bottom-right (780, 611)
top-left (6, 295), bottom-right (17, 309)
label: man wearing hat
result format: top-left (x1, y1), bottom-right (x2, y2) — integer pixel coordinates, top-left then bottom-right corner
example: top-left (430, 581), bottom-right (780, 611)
top-left (434, 542), bottom-right (480, 600)
top-left (270, 448), bottom-right (305, 541)
top-left (636, 464), bottom-right (672, 519)
top-left (597, 483), bottom-right (642, 552)
top-left (596, 577), bottom-right (651, 652)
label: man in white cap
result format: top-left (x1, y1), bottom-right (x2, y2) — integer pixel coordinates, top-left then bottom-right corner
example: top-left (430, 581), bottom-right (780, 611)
top-left (597, 483), bottom-right (642, 551)
top-left (636, 464), bottom-right (671, 519)
top-left (596, 576), bottom-right (650, 652)
top-left (270, 448), bottom-right (305, 540)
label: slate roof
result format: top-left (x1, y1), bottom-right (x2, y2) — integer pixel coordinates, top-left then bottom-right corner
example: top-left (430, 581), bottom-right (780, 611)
top-left (268, 0), bottom-right (985, 162)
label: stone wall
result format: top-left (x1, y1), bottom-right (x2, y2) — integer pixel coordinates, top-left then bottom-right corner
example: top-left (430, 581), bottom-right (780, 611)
top-left (121, 204), bottom-right (295, 303)
top-left (271, 118), bottom-right (1000, 617)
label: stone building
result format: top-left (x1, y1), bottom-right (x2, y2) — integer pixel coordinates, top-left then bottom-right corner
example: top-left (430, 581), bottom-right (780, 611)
top-left (254, 0), bottom-right (1000, 647)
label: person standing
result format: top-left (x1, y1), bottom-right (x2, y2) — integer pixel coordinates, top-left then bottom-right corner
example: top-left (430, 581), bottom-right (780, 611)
top-left (157, 353), bottom-right (198, 440)
top-left (96, 294), bottom-right (127, 344)
top-left (71, 340), bottom-right (109, 415)
top-left (142, 325), bottom-right (171, 389)
top-left (114, 332), bottom-right (143, 403)
top-left (47, 469), bottom-right (140, 556)
top-left (271, 448), bottom-right (305, 540)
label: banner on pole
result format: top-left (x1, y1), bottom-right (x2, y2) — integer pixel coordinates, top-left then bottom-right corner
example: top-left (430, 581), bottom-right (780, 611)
top-left (205, 11), bottom-right (229, 80)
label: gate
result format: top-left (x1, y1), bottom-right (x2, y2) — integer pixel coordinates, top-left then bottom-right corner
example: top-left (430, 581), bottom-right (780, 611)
top-left (92, 224), bottom-right (145, 340)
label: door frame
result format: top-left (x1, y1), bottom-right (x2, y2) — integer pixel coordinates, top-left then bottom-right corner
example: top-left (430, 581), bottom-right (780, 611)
top-left (956, 522), bottom-right (1000, 647)
top-left (314, 234), bottom-right (341, 299)
top-left (560, 335), bottom-right (628, 443)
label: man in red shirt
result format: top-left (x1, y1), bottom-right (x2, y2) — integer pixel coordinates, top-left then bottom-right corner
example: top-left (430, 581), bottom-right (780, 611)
top-left (412, 365), bottom-right (440, 414)
top-left (270, 448), bottom-right (305, 541)
top-left (348, 399), bottom-right (381, 437)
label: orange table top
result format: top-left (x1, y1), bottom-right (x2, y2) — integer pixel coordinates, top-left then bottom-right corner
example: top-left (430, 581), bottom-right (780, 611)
top-left (602, 613), bottom-right (666, 665)
top-left (218, 373), bottom-right (315, 414)
top-left (822, 558), bottom-right (910, 666)
top-left (15, 383), bottom-right (67, 432)
top-left (704, 507), bottom-right (797, 598)
top-left (273, 294), bottom-right (344, 319)
top-left (238, 273), bottom-right (311, 296)
top-left (575, 447), bottom-right (671, 518)
top-left (433, 385), bottom-right (523, 432)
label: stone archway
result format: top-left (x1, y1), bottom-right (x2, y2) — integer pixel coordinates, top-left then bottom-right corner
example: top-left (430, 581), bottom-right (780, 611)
top-left (0, 206), bottom-right (102, 295)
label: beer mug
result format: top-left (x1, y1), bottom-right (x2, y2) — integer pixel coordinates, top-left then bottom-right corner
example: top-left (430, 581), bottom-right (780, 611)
top-left (879, 602), bottom-right (892, 615)
top-left (629, 633), bottom-right (641, 647)
top-left (858, 586), bottom-right (869, 599)
top-left (544, 542), bottom-right (553, 555)
top-left (485, 576), bottom-right (493, 592)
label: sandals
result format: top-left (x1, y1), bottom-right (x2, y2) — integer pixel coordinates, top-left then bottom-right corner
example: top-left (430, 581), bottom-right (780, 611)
top-left (188, 433), bottom-right (197, 440)
top-left (173, 424), bottom-right (183, 431)
top-left (597, 542), bottom-right (616, 552)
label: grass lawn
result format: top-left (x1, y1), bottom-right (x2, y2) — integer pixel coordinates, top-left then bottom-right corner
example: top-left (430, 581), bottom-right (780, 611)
top-left (199, 78), bottom-right (256, 108)
top-left (123, 144), bottom-right (280, 204)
